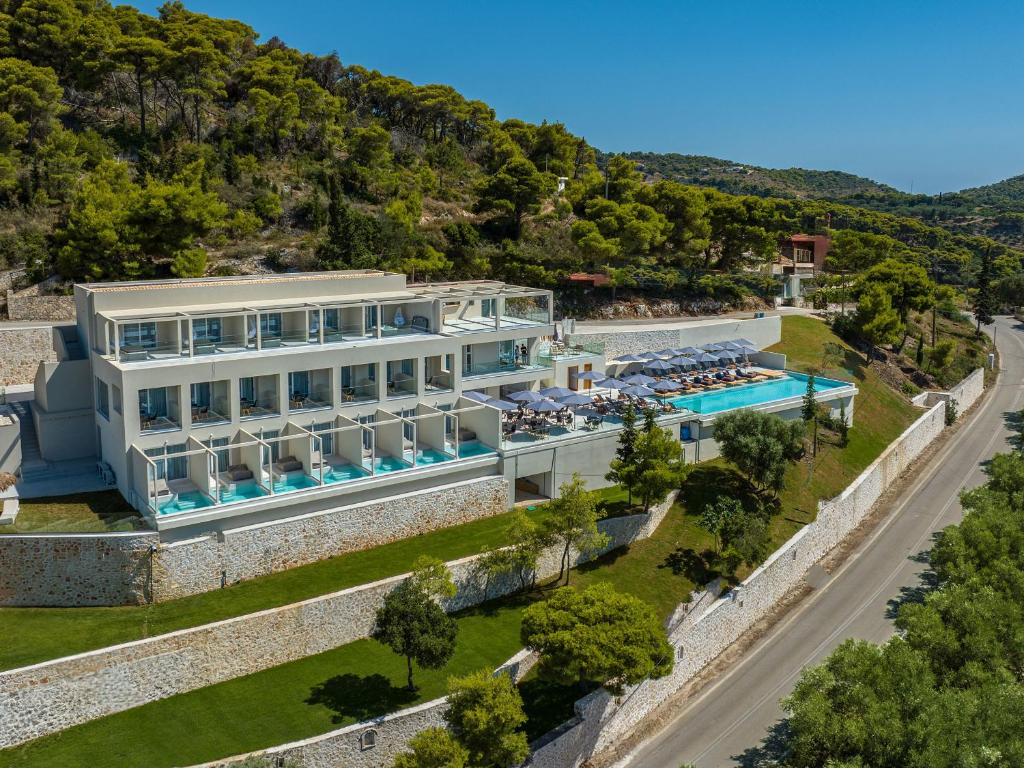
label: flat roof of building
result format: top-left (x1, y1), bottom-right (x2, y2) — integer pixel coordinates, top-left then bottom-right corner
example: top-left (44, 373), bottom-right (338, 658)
top-left (77, 270), bottom-right (396, 293)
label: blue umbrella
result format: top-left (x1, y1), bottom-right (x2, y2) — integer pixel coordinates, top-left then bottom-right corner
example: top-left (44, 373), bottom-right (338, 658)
top-left (614, 354), bottom-right (647, 363)
top-left (655, 349), bottom-right (677, 358)
top-left (651, 380), bottom-right (680, 392)
top-left (487, 399), bottom-right (520, 411)
top-left (462, 391), bottom-right (491, 403)
top-left (508, 390), bottom-right (545, 403)
top-left (601, 378), bottom-right (629, 390)
top-left (527, 399), bottom-right (563, 413)
top-left (558, 393), bottom-right (594, 407)
top-left (622, 384), bottom-right (655, 397)
top-left (703, 342), bottom-right (726, 351)
top-left (694, 352), bottom-right (719, 364)
top-left (575, 370), bottom-right (607, 381)
top-left (669, 355), bottom-right (697, 367)
top-left (732, 338), bottom-right (755, 347)
top-left (540, 386), bottom-right (576, 399)
top-left (716, 349), bottom-right (740, 361)
top-left (678, 346), bottom-right (702, 355)
top-left (644, 359), bottom-right (675, 372)
top-left (624, 373), bottom-right (656, 385)
top-left (720, 341), bottom-right (744, 350)
top-left (638, 351), bottom-right (662, 360)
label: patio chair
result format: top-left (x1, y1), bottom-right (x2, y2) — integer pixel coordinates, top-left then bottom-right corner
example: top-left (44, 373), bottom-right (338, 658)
top-left (411, 316), bottom-right (430, 332)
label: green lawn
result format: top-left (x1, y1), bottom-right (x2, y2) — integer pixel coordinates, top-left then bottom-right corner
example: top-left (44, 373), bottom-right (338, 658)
top-left (0, 482), bottom-right (646, 671)
top-left (0, 506), bottom-right (547, 672)
top-left (0, 492), bottom-right (147, 533)
top-left (0, 600), bottom-right (529, 768)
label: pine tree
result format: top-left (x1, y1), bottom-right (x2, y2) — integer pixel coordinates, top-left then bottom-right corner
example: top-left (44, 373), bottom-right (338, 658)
top-left (972, 246), bottom-right (997, 332)
top-left (915, 334), bottom-right (924, 367)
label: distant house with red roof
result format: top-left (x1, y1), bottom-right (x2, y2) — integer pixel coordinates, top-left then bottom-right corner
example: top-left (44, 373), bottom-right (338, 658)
top-left (775, 234), bottom-right (831, 275)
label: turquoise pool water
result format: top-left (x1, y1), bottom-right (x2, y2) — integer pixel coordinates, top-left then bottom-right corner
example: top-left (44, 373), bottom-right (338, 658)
top-left (272, 473), bottom-right (319, 493)
top-left (324, 463), bottom-right (370, 484)
top-left (667, 372), bottom-right (848, 415)
top-left (416, 448), bottom-right (453, 466)
top-left (219, 483), bottom-right (268, 503)
top-left (159, 490), bottom-right (215, 515)
top-left (369, 456), bottom-right (410, 473)
top-left (458, 441), bottom-right (496, 458)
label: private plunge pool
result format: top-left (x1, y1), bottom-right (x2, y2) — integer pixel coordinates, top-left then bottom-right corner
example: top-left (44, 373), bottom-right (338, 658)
top-left (666, 371), bottom-right (849, 415)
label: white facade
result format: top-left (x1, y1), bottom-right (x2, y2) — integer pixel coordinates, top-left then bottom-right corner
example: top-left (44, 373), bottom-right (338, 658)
top-left (72, 271), bottom-right (560, 531)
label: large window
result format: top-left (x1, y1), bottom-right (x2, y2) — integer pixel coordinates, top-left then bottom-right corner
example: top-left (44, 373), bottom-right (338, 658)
top-left (192, 318), bottom-right (222, 343)
top-left (260, 313), bottom-right (282, 338)
top-left (121, 322), bottom-right (156, 350)
top-left (145, 443), bottom-right (187, 480)
top-left (205, 437), bottom-right (230, 473)
top-left (313, 422), bottom-right (334, 456)
top-left (95, 378), bottom-right (109, 419)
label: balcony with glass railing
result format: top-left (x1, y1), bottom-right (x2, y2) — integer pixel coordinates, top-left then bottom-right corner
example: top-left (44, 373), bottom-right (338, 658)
top-left (190, 381), bottom-right (231, 426)
top-left (288, 369), bottom-right (333, 412)
top-left (139, 386), bottom-right (182, 433)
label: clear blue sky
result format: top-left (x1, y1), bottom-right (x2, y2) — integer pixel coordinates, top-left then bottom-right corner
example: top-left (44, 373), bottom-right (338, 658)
top-left (131, 0), bottom-right (1024, 194)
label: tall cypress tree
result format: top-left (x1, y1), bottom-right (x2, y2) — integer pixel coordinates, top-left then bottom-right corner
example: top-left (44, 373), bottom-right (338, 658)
top-left (972, 246), bottom-right (996, 332)
top-left (606, 403), bottom-right (638, 505)
top-left (802, 373), bottom-right (819, 457)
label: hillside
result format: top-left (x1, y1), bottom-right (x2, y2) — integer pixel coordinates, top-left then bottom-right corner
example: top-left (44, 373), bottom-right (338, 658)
top-left (621, 151), bottom-right (898, 200)
top-left (624, 151), bottom-right (1024, 249)
top-left (0, 0), bottom-right (1019, 320)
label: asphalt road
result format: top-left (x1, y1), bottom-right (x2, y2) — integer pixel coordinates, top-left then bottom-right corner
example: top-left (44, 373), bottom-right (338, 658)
top-left (621, 315), bottom-right (1024, 768)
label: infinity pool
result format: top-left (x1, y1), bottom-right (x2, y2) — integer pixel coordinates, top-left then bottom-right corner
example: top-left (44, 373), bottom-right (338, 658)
top-left (667, 372), bottom-right (848, 415)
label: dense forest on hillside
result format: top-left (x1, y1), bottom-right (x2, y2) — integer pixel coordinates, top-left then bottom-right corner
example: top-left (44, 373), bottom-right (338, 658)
top-left (622, 151), bottom-right (899, 199)
top-left (630, 151), bottom-right (1024, 250)
top-left (0, 0), bottom-right (1021, 318)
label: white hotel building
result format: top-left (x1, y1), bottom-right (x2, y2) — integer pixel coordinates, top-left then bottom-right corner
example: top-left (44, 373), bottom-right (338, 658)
top-left (18, 270), bottom-right (855, 540)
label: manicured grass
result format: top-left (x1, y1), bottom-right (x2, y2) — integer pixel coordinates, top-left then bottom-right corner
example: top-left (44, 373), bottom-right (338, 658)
top-left (0, 492), bottom-right (147, 534)
top-left (0, 507), bottom-right (547, 672)
top-left (765, 315), bottom-right (920, 549)
top-left (0, 600), bottom-right (530, 768)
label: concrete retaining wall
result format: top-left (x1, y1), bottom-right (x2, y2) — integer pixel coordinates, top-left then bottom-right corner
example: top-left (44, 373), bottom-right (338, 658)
top-left (527, 368), bottom-right (986, 767)
top-left (0, 492), bottom-right (677, 748)
top-left (567, 315), bottom-right (782, 361)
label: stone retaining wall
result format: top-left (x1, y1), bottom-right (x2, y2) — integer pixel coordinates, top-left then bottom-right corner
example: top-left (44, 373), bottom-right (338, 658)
top-left (0, 492), bottom-right (677, 748)
top-left (4, 292), bottom-right (76, 322)
top-left (0, 327), bottom-right (57, 386)
top-left (0, 477), bottom-right (511, 608)
top-left (0, 533), bottom-right (156, 606)
top-left (152, 476), bottom-right (512, 601)
top-left (527, 368), bottom-right (986, 767)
